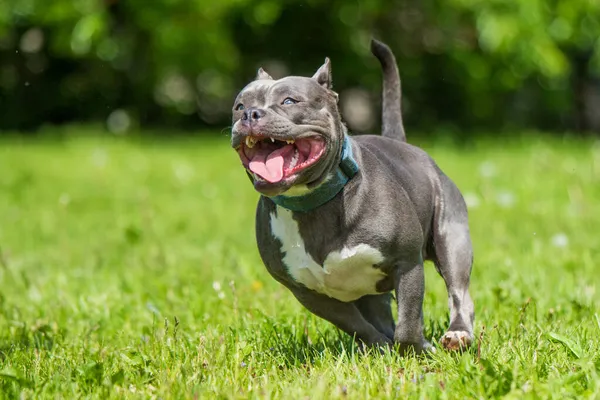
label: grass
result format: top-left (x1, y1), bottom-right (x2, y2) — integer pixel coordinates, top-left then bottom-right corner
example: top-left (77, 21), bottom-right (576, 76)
top-left (0, 129), bottom-right (599, 399)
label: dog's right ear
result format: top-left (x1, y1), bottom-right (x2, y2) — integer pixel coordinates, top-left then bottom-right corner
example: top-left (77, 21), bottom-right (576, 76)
top-left (255, 67), bottom-right (274, 81)
top-left (312, 58), bottom-right (332, 90)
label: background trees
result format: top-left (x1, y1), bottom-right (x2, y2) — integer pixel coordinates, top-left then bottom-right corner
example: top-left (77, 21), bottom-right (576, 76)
top-left (1, 0), bottom-right (599, 135)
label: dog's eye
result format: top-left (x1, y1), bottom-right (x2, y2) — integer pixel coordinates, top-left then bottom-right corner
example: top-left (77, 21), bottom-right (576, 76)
top-left (235, 103), bottom-right (245, 111)
top-left (282, 98), bottom-right (298, 105)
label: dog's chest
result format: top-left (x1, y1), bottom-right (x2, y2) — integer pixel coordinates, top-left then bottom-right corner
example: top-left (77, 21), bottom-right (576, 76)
top-left (269, 207), bottom-right (386, 302)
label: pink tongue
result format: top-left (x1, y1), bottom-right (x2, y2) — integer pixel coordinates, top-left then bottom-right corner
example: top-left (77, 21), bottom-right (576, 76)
top-left (249, 147), bottom-right (290, 183)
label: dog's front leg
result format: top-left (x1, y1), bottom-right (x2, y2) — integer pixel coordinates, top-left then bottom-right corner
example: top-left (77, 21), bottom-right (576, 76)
top-left (393, 262), bottom-right (432, 355)
top-left (289, 286), bottom-right (393, 348)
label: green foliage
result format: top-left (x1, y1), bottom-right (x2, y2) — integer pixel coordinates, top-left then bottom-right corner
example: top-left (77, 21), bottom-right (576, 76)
top-left (457, 0), bottom-right (600, 77)
top-left (0, 129), bottom-right (599, 397)
top-left (0, 1), bottom-right (599, 132)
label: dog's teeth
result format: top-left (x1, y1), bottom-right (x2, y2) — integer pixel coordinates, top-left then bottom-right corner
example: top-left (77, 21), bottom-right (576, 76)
top-left (286, 139), bottom-right (295, 144)
top-left (289, 149), bottom-right (299, 169)
top-left (254, 173), bottom-right (264, 182)
top-left (270, 138), bottom-right (275, 143)
top-left (245, 136), bottom-right (256, 148)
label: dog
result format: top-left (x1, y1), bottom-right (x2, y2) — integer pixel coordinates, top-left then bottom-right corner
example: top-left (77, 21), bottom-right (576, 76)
top-left (230, 39), bottom-right (474, 354)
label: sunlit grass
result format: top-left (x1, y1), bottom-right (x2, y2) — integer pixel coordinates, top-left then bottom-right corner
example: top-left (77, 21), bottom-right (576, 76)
top-left (0, 130), bottom-right (599, 398)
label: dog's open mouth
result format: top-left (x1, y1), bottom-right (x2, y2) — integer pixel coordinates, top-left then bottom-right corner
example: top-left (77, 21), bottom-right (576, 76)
top-left (238, 136), bottom-right (325, 184)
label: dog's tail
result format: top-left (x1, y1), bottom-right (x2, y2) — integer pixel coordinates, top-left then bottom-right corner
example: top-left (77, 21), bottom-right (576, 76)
top-left (370, 39), bottom-right (406, 142)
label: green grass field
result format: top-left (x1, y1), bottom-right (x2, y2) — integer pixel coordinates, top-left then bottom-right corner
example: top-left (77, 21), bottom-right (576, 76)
top-left (1, 130), bottom-right (599, 399)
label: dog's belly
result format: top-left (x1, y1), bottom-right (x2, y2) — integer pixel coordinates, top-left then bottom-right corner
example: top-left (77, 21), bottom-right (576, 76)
top-left (270, 207), bottom-right (386, 302)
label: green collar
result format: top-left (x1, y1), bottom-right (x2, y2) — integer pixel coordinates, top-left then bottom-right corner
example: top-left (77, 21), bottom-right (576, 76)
top-left (270, 135), bottom-right (359, 213)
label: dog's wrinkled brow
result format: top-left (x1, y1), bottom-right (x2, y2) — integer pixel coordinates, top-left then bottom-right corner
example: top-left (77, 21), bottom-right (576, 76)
top-left (242, 80), bottom-right (275, 96)
top-left (270, 83), bottom-right (304, 98)
top-left (238, 80), bottom-right (276, 105)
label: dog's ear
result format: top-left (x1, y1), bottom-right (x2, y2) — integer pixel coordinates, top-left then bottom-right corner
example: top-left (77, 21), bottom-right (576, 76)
top-left (255, 67), bottom-right (274, 81)
top-left (312, 58), bottom-right (332, 90)
top-left (330, 90), bottom-right (339, 103)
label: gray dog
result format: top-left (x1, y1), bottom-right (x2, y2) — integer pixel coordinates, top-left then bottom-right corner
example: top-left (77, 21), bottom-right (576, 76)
top-left (230, 39), bottom-right (474, 354)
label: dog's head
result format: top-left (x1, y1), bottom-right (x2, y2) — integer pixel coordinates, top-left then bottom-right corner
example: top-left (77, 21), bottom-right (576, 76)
top-left (231, 59), bottom-right (345, 197)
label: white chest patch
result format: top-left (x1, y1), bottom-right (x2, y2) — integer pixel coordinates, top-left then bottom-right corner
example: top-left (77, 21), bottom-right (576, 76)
top-left (269, 207), bottom-right (386, 302)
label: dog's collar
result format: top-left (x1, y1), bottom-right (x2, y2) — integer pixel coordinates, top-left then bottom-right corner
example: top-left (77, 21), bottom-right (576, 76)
top-left (270, 134), bottom-right (359, 213)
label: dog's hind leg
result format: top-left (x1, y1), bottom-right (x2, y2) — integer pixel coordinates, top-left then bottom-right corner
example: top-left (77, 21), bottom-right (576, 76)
top-left (354, 293), bottom-right (395, 340)
top-left (431, 172), bottom-right (475, 350)
top-left (290, 286), bottom-right (393, 348)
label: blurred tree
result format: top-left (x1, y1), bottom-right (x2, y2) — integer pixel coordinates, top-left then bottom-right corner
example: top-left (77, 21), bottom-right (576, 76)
top-left (447, 0), bottom-right (600, 131)
top-left (0, 0), bottom-right (598, 134)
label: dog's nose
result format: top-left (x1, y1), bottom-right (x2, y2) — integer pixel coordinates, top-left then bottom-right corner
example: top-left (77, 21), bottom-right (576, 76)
top-left (242, 107), bottom-right (265, 122)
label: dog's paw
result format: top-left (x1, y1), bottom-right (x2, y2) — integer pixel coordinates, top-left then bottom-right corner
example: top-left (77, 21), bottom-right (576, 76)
top-left (440, 331), bottom-right (473, 351)
top-left (394, 339), bottom-right (434, 356)
top-left (356, 335), bottom-right (394, 354)
top-left (422, 340), bottom-right (436, 354)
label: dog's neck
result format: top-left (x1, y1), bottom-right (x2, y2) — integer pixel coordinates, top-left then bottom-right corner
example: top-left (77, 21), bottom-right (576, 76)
top-left (269, 134), bottom-right (359, 213)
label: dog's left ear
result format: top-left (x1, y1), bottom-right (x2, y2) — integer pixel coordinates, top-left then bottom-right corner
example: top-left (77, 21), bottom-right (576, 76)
top-left (255, 67), bottom-right (274, 81)
top-left (312, 58), bottom-right (333, 90)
